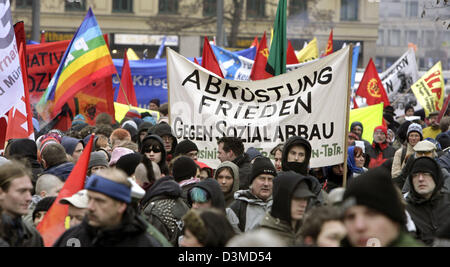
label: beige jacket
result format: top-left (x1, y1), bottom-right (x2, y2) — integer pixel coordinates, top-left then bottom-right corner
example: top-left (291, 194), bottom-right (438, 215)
top-left (391, 143), bottom-right (415, 178)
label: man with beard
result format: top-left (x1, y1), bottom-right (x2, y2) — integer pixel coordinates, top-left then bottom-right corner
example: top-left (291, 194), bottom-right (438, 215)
top-left (423, 112), bottom-right (441, 139)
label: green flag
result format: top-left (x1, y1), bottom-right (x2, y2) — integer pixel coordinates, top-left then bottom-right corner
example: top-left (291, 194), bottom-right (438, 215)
top-left (266, 0), bottom-right (287, 76)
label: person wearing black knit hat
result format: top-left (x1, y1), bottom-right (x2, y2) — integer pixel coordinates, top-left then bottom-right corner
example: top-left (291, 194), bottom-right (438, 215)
top-left (33, 196), bottom-right (56, 227)
top-left (226, 157), bottom-right (276, 234)
top-left (174, 140), bottom-right (199, 160)
top-left (116, 153), bottom-right (143, 177)
top-left (341, 167), bottom-right (422, 247)
top-left (173, 156), bottom-right (200, 205)
top-left (405, 157), bottom-right (450, 246)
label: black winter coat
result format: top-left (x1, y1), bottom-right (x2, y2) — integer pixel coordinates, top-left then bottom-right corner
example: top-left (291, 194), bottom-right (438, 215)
top-left (53, 208), bottom-right (161, 247)
top-left (405, 158), bottom-right (450, 246)
top-left (233, 153), bottom-right (252, 190)
top-left (1, 214), bottom-right (43, 247)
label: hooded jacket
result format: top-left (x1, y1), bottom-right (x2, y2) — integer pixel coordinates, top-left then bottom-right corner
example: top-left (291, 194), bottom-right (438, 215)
top-left (137, 122), bottom-right (154, 151)
top-left (226, 189), bottom-right (272, 233)
top-left (140, 134), bottom-right (169, 176)
top-left (322, 165), bottom-right (353, 193)
top-left (188, 178), bottom-right (226, 212)
top-left (405, 157), bottom-right (450, 246)
top-left (232, 153), bottom-right (252, 190)
top-left (281, 136), bottom-right (312, 175)
top-left (8, 139), bottom-right (43, 185)
top-left (53, 207), bottom-right (161, 247)
top-left (259, 171), bottom-right (318, 246)
top-left (350, 121), bottom-right (373, 157)
top-left (214, 161), bottom-right (240, 207)
top-left (61, 136), bottom-right (84, 156)
top-left (151, 123), bottom-right (178, 159)
top-left (1, 214), bottom-right (43, 247)
top-left (43, 161), bottom-right (75, 182)
top-left (140, 176), bottom-right (189, 246)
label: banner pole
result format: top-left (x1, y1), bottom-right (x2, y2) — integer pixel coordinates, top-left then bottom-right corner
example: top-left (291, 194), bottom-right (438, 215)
top-left (166, 47), bottom-right (171, 126)
top-left (343, 44), bottom-right (354, 188)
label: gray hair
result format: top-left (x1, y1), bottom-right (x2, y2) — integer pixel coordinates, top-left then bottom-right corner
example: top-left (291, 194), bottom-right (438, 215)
top-left (35, 174), bottom-right (63, 196)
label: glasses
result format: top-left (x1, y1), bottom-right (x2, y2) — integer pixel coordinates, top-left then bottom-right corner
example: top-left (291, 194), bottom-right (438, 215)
top-left (144, 147), bottom-right (162, 153)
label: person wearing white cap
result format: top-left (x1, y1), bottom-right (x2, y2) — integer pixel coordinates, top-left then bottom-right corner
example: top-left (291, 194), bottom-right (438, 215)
top-left (59, 189), bottom-right (89, 228)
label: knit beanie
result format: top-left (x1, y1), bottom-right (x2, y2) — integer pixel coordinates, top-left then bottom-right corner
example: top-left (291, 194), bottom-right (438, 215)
top-left (109, 147), bottom-right (134, 166)
top-left (173, 156), bottom-right (198, 183)
top-left (61, 136), bottom-right (84, 155)
top-left (122, 120), bottom-right (138, 131)
top-left (88, 151), bottom-right (109, 169)
top-left (436, 132), bottom-right (450, 150)
top-left (32, 196), bottom-right (56, 221)
top-left (407, 123), bottom-right (423, 140)
top-left (115, 153), bottom-right (143, 177)
top-left (246, 147), bottom-right (263, 162)
top-left (250, 157), bottom-right (277, 185)
top-left (409, 157), bottom-right (440, 186)
top-left (374, 125), bottom-right (388, 136)
top-left (71, 114), bottom-right (86, 127)
top-left (343, 167), bottom-right (406, 225)
top-left (174, 140), bottom-right (199, 157)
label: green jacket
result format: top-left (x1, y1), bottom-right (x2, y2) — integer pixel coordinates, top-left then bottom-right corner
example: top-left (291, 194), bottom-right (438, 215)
top-left (259, 212), bottom-right (302, 247)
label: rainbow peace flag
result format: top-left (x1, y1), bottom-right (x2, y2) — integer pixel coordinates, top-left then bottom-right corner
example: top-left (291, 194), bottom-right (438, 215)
top-left (37, 8), bottom-right (116, 120)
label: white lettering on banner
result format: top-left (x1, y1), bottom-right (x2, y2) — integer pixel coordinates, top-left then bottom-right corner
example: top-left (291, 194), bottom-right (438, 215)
top-left (0, 0), bottom-right (26, 115)
top-left (167, 47), bottom-right (351, 168)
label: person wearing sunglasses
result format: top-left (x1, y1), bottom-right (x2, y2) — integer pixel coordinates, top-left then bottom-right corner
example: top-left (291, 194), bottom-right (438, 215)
top-left (140, 135), bottom-right (169, 176)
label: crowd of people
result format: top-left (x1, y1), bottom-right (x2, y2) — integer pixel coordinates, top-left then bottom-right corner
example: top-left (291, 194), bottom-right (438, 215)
top-left (1, 99), bottom-right (450, 247)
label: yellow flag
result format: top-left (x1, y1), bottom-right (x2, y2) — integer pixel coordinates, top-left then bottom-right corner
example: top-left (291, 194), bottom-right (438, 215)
top-left (127, 48), bottom-right (140, 60)
top-left (411, 61), bottom-right (444, 117)
top-left (349, 103), bottom-right (384, 144)
top-left (114, 102), bottom-right (160, 122)
top-left (296, 37), bottom-right (319, 63)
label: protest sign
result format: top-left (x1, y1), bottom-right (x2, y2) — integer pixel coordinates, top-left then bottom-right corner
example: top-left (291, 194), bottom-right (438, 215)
top-left (349, 103), bottom-right (384, 144)
top-left (167, 46), bottom-right (351, 168)
top-left (411, 61), bottom-right (445, 117)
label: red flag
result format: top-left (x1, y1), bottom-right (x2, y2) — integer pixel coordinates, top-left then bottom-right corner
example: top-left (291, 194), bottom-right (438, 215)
top-left (5, 43), bottom-right (35, 140)
top-left (322, 29), bottom-right (333, 57)
top-left (201, 37), bottom-right (224, 78)
top-left (40, 31), bottom-right (46, 43)
top-left (117, 49), bottom-right (138, 106)
top-left (250, 36), bottom-right (259, 48)
top-left (355, 58), bottom-right (390, 108)
top-left (37, 134), bottom-right (95, 246)
top-left (286, 40), bottom-right (299, 64)
top-left (250, 32), bottom-right (273, 80)
top-left (438, 94), bottom-right (450, 123)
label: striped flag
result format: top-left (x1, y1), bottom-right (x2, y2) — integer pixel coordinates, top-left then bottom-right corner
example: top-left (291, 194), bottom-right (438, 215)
top-left (37, 8), bottom-right (116, 121)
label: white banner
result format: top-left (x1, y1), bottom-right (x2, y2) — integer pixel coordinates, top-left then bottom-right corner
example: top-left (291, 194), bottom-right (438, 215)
top-left (167, 46), bottom-right (351, 168)
top-left (0, 0), bottom-right (24, 116)
top-left (380, 48), bottom-right (420, 115)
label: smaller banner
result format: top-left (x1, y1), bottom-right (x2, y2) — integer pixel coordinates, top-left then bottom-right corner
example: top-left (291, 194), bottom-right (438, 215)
top-left (349, 103), bottom-right (384, 144)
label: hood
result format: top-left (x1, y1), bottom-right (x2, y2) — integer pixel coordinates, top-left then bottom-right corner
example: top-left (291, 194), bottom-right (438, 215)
top-left (281, 136), bottom-right (312, 175)
top-left (8, 139), bottom-right (38, 160)
top-left (44, 162), bottom-right (75, 182)
top-left (214, 161), bottom-right (240, 205)
top-left (140, 134), bottom-right (167, 167)
top-left (61, 136), bottom-right (83, 156)
top-left (234, 189), bottom-right (273, 206)
top-left (188, 178), bottom-right (225, 211)
top-left (271, 171), bottom-right (318, 222)
top-left (350, 121), bottom-right (363, 138)
top-left (141, 176), bottom-right (181, 205)
top-left (347, 146), bottom-right (364, 174)
top-left (407, 157), bottom-right (444, 202)
top-left (151, 123), bottom-right (178, 154)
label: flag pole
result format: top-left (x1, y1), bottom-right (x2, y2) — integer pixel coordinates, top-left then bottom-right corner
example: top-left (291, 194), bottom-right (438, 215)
top-left (343, 44), bottom-right (354, 188)
top-left (114, 72), bottom-right (131, 108)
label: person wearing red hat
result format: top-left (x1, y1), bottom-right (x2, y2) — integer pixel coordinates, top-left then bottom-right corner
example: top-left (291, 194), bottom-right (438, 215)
top-left (366, 125), bottom-right (396, 169)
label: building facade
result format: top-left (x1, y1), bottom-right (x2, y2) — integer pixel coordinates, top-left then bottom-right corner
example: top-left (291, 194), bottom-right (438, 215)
top-left (12, 0), bottom-right (379, 66)
top-left (376, 0), bottom-right (450, 72)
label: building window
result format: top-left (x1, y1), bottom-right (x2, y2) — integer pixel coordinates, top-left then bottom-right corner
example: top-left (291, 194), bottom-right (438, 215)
top-left (289, 0), bottom-right (308, 20)
top-left (423, 31), bottom-right (434, 47)
top-left (159, 0), bottom-right (178, 14)
top-left (340, 0), bottom-right (358, 21)
top-left (405, 1), bottom-right (418, 18)
top-left (113, 0), bottom-right (133, 13)
top-left (65, 0), bottom-right (86, 11)
top-left (247, 0), bottom-right (265, 18)
top-left (389, 30), bottom-right (401, 46)
top-left (377, 29), bottom-right (384, 46)
top-left (406, 30), bottom-right (418, 45)
top-left (15, 0), bottom-right (33, 9)
top-left (203, 0), bottom-right (216, 17)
